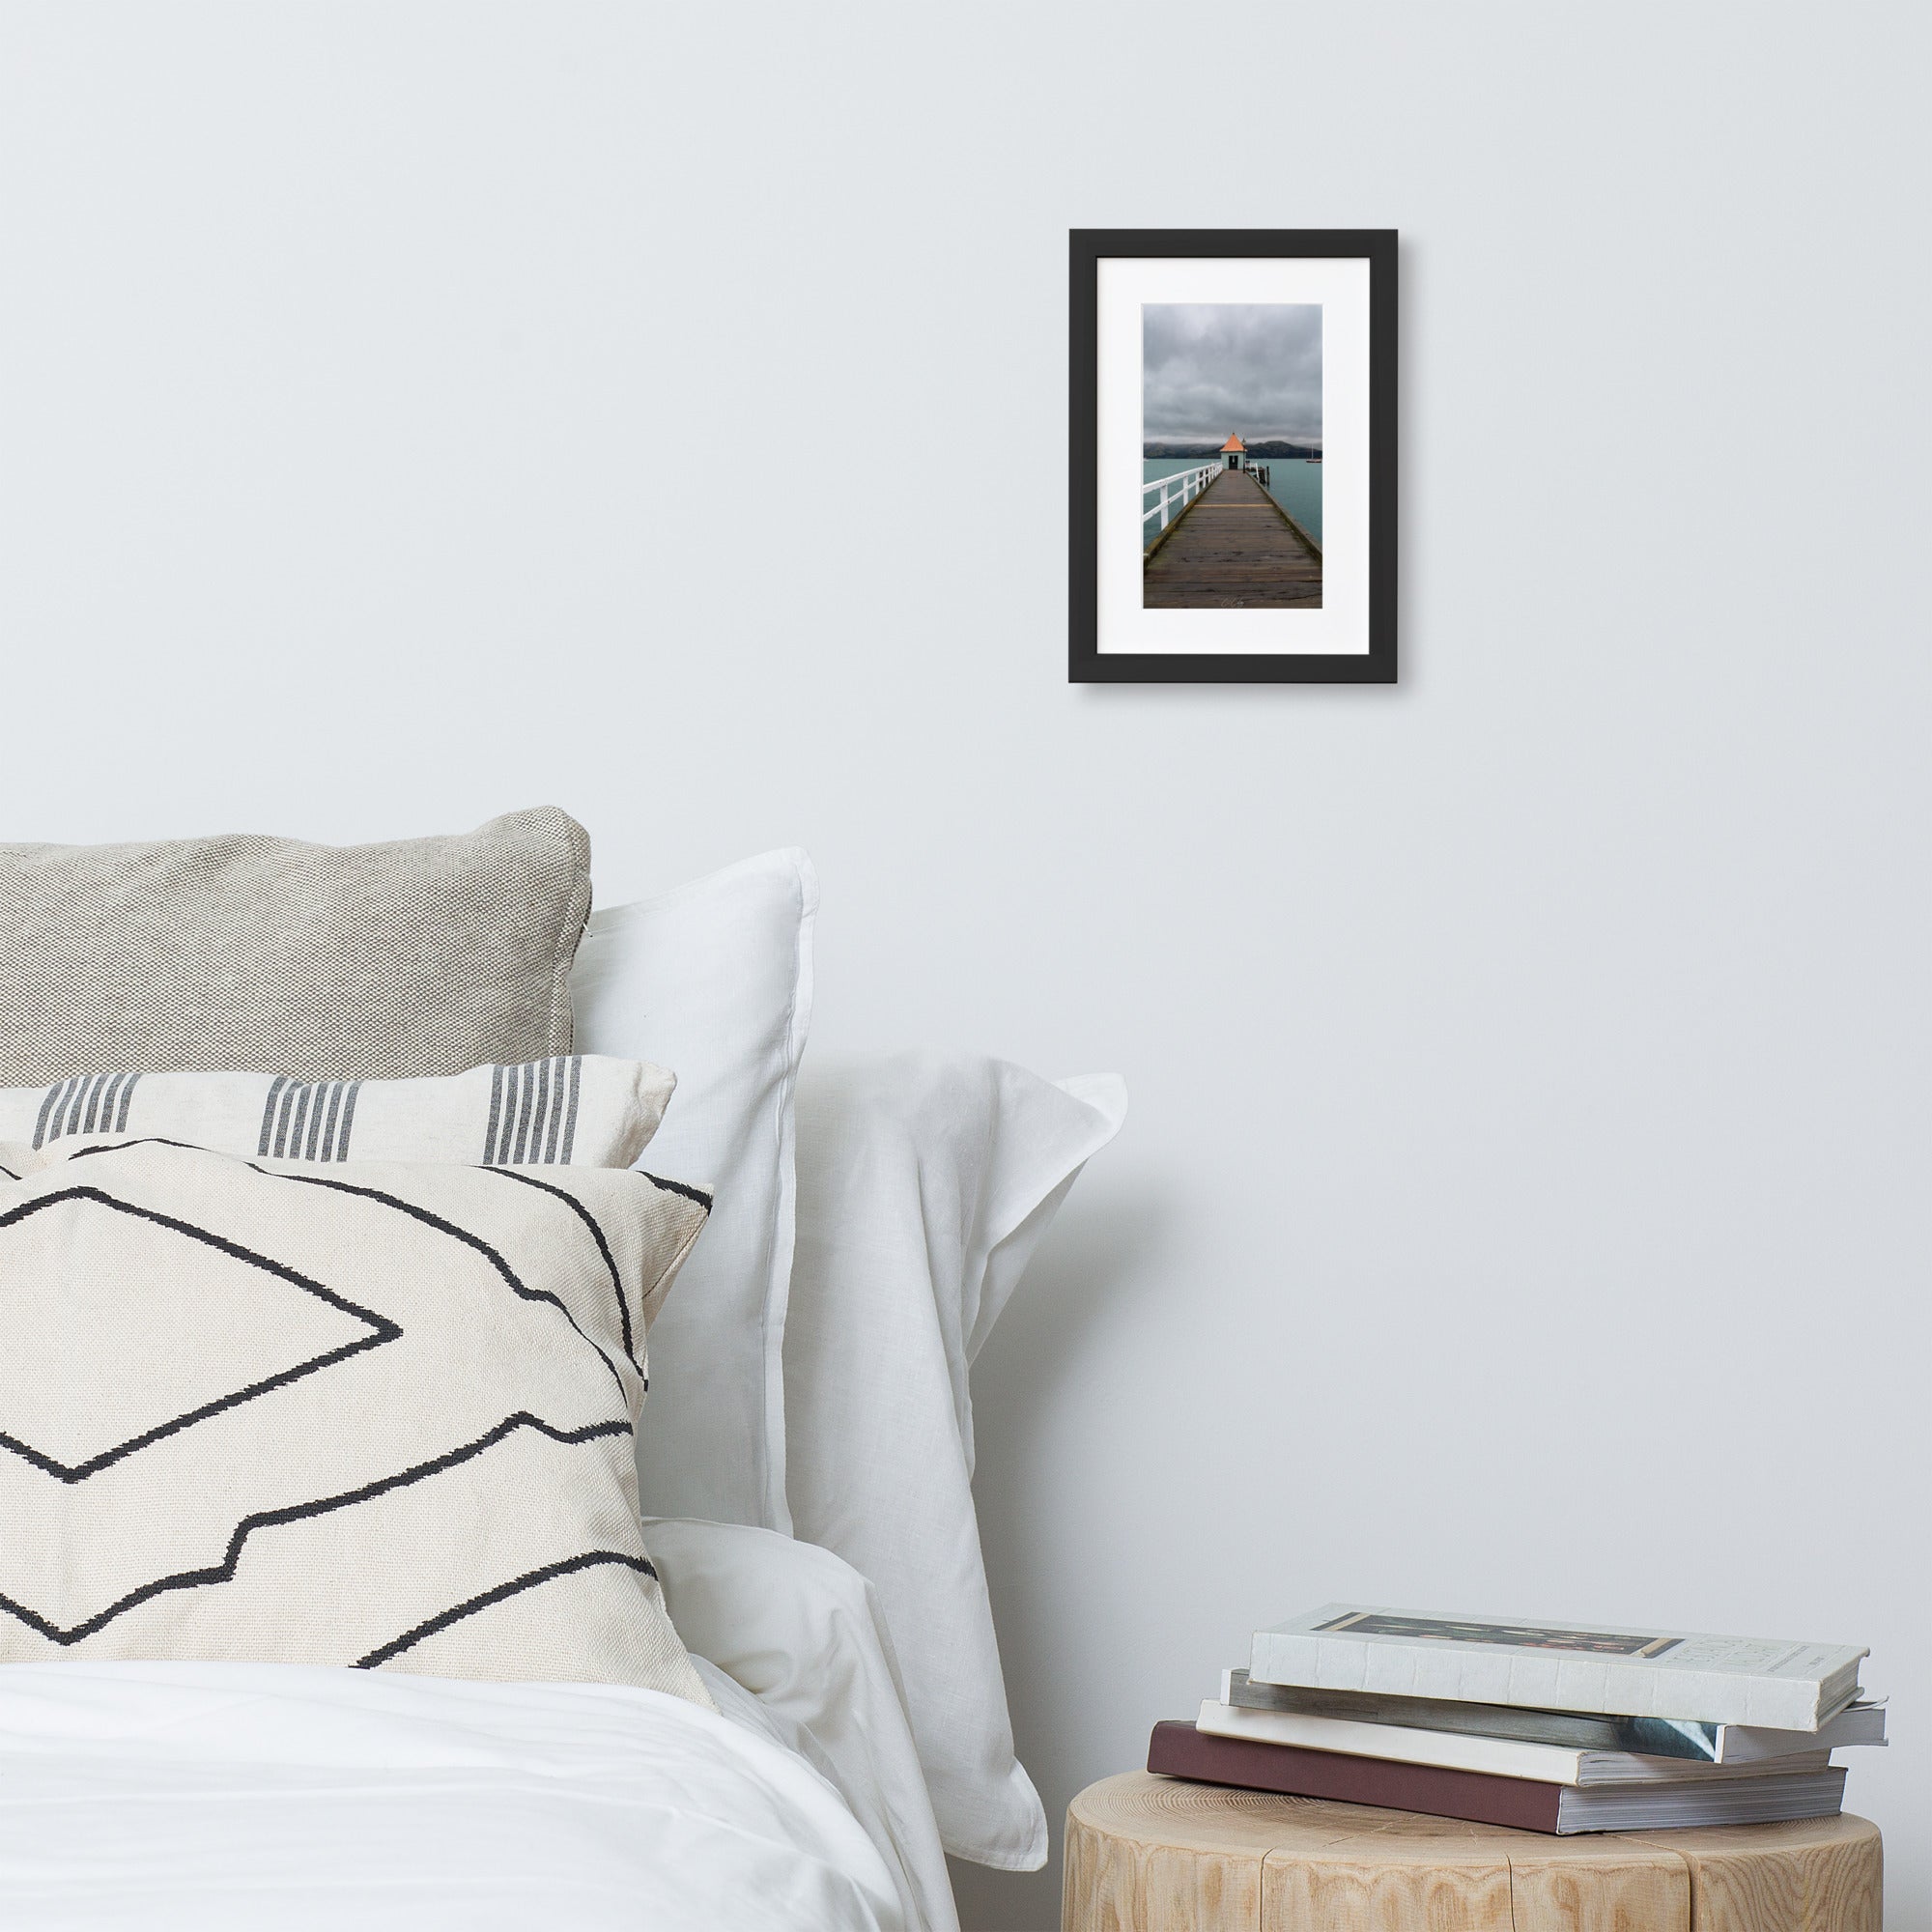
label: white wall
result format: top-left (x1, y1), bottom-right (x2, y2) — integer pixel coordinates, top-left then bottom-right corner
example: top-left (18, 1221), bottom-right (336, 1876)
top-left (4, 3), bottom-right (1926, 1924)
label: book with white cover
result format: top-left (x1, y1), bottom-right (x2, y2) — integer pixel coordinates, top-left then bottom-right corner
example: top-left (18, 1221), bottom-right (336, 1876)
top-left (1219, 1668), bottom-right (1888, 1763)
top-left (1195, 1700), bottom-right (1834, 1787)
top-left (1249, 1605), bottom-right (1867, 1731)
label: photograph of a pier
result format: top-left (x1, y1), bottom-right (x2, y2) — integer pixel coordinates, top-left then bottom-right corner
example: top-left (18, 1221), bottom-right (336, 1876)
top-left (1142, 303), bottom-right (1323, 610)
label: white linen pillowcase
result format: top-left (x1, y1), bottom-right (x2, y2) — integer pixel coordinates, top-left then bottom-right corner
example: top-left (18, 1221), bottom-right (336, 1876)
top-left (648, 1518), bottom-right (957, 1932)
top-left (0, 1057), bottom-right (673, 1168)
top-left (782, 1051), bottom-right (1127, 1870)
top-left (572, 850), bottom-right (815, 1532)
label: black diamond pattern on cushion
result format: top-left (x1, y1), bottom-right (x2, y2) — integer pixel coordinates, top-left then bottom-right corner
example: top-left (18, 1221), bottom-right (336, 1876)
top-left (0, 1186), bottom-right (398, 1482)
top-left (0, 1138), bottom-right (713, 1711)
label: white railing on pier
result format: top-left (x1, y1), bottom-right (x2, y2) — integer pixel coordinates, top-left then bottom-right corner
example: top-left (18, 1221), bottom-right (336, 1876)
top-left (1142, 461), bottom-right (1224, 546)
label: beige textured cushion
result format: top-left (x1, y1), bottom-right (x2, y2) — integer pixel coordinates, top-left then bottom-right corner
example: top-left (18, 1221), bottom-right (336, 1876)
top-left (0, 809), bottom-right (592, 1084)
top-left (0, 1134), bottom-right (711, 1700)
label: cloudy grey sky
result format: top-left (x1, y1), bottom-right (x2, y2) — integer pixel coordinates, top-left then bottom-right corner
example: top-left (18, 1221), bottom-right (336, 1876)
top-left (1143, 303), bottom-right (1321, 442)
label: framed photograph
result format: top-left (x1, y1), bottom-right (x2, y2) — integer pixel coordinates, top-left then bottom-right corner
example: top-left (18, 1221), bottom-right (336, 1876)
top-left (1068, 229), bottom-right (1397, 684)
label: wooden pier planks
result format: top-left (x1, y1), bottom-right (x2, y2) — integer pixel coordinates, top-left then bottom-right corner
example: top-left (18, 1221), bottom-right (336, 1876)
top-left (1143, 469), bottom-right (1322, 610)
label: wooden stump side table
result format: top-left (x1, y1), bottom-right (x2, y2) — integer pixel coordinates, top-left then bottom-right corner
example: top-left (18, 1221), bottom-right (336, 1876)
top-left (1063, 1772), bottom-right (1882, 1932)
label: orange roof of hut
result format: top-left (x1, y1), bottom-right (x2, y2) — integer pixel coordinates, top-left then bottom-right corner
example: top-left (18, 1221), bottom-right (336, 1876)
top-left (1220, 433), bottom-right (1246, 453)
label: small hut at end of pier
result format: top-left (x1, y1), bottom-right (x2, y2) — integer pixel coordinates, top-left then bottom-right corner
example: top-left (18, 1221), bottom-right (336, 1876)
top-left (1219, 433), bottom-right (1247, 471)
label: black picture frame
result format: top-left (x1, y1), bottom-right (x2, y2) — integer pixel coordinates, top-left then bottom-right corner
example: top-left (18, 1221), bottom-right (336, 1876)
top-left (1068, 228), bottom-right (1397, 685)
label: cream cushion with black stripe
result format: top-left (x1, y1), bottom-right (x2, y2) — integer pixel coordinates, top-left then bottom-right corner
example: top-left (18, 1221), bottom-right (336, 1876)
top-left (0, 1057), bottom-right (674, 1167)
top-left (0, 1136), bottom-right (711, 1700)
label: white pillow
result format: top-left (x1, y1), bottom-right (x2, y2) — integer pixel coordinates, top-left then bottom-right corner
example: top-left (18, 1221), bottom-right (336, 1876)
top-left (783, 1051), bottom-right (1127, 1870)
top-left (647, 1518), bottom-right (956, 1932)
top-left (571, 851), bottom-right (815, 1531)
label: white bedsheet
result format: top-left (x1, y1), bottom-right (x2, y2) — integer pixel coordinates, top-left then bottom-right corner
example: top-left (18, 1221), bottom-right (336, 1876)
top-left (0, 1659), bottom-right (906, 1931)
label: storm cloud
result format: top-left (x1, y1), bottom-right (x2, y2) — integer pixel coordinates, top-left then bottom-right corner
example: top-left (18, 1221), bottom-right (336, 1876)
top-left (1143, 303), bottom-right (1321, 443)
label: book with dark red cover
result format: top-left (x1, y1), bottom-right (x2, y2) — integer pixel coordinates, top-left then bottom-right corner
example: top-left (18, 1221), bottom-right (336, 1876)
top-left (1147, 1719), bottom-right (1566, 1832)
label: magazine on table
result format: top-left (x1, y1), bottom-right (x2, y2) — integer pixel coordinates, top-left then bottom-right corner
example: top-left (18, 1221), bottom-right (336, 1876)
top-left (1249, 1605), bottom-right (1867, 1731)
top-left (1219, 1668), bottom-right (1888, 1762)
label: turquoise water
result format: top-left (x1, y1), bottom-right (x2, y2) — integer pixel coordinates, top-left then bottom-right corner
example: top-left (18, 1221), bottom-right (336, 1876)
top-left (1141, 456), bottom-right (1322, 548)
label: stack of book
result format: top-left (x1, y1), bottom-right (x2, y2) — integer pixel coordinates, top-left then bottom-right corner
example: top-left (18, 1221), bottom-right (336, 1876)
top-left (1150, 1605), bottom-right (1883, 1834)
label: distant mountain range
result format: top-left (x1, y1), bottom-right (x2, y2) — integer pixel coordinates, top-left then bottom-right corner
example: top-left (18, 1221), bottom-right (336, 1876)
top-left (1145, 440), bottom-right (1321, 459)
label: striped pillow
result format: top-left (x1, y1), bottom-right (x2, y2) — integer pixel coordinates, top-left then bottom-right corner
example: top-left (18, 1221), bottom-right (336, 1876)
top-left (0, 1135), bottom-right (710, 1695)
top-left (0, 1057), bottom-right (673, 1168)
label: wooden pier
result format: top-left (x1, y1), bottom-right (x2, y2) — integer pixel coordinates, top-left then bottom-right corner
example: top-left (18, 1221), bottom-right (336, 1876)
top-left (1143, 469), bottom-right (1322, 610)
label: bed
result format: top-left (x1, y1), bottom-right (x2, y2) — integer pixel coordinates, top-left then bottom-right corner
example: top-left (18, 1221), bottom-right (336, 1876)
top-left (0, 812), bottom-right (1125, 1930)
top-left (0, 1530), bottom-right (928, 1932)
